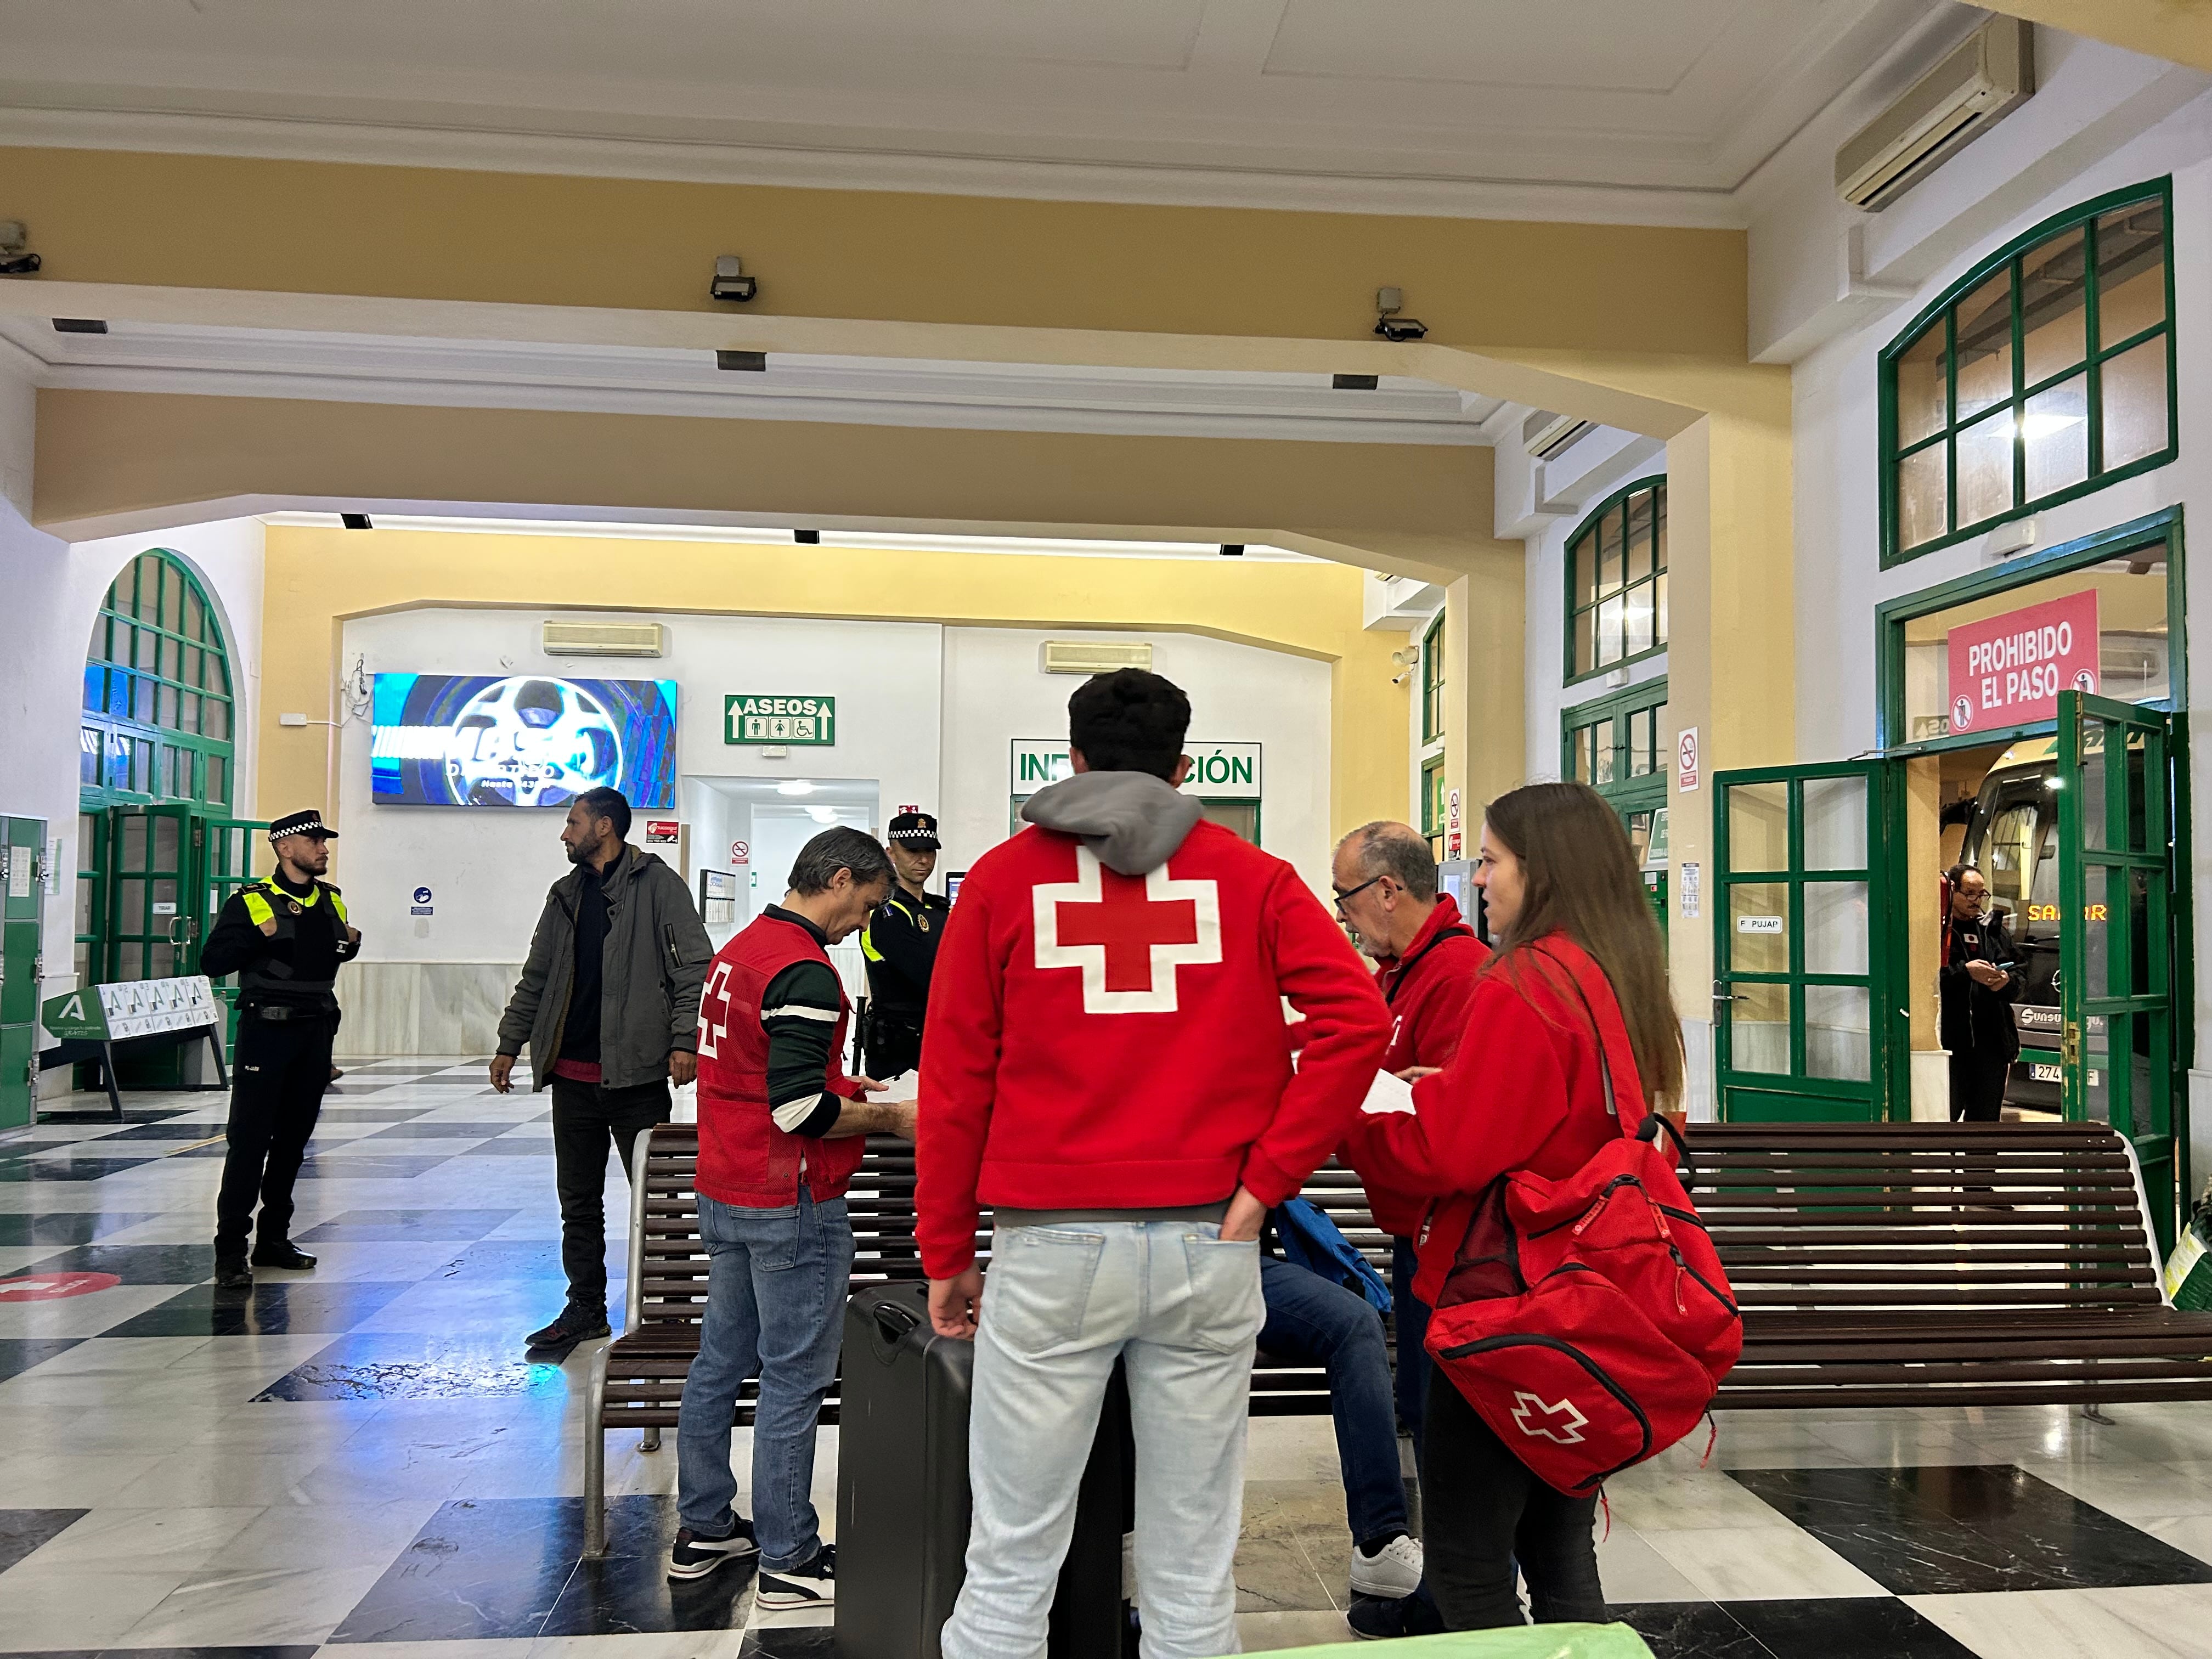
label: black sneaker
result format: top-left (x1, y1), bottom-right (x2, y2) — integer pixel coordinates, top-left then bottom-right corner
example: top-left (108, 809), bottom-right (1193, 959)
top-left (250, 1241), bottom-right (317, 1270)
top-left (667, 1515), bottom-right (758, 1581)
top-left (1346, 1588), bottom-right (1442, 1641)
top-left (526, 1306), bottom-right (611, 1349)
top-left (755, 1543), bottom-right (837, 1609)
top-left (213, 1257), bottom-right (253, 1290)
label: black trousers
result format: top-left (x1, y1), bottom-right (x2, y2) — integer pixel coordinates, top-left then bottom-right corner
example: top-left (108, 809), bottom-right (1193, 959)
top-left (551, 1075), bottom-right (669, 1313)
top-left (1421, 1369), bottom-right (1606, 1630)
top-left (1949, 1048), bottom-right (2013, 1123)
top-left (215, 1011), bottom-right (337, 1257)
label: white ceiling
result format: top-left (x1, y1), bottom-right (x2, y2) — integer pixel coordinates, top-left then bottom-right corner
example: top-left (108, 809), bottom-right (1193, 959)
top-left (0, 313), bottom-right (1503, 444)
top-left (0, 0), bottom-right (1967, 222)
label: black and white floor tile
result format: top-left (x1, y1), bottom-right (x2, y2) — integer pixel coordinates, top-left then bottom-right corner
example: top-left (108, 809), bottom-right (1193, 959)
top-left (9, 1059), bottom-right (2212, 1657)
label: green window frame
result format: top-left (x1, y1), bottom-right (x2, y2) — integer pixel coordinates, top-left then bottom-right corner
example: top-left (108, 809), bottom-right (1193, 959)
top-left (1420, 612), bottom-right (1446, 744)
top-left (1564, 476), bottom-right (1666, 684)
top-left (1420, 755), bottom-right (1447, 844)
top-left (1562, 677), bottom-right (1669, 812)
top-left (1881, 177), bottom-right (2176, 567)
top-left (78, 549), bottom-right (236, 812)
top-left (77, 550), bottom-right (238, 989)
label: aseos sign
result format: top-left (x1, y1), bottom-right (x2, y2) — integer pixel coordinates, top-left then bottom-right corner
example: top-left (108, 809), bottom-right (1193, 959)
top-left (1946, 590), bottom-right (2099, 734)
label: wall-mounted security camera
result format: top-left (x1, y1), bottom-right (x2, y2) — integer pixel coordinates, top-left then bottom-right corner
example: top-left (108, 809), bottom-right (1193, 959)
top-left (1375, 286), bottom-right (1427, 342)
top-left (710, 255), bottom-right (758, 303)
top-left (0, 222), bottom-right (40, 277)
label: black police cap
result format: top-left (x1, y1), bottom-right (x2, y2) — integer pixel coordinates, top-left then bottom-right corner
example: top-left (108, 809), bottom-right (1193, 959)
top-left (887, 812), bottom-right (940, 851)
top-left (268, 810), bottom-right (337, 843)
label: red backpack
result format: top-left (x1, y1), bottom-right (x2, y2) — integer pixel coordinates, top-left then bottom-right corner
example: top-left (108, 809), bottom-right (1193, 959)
top-left (1422, 957), bottom-right (1741, 1495)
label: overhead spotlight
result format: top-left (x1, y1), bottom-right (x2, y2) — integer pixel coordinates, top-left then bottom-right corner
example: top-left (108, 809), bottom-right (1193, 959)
top-left (1331, 374), bottom-right (1379, 391)
top-left (52, 318), bottom-right (106, 334)
top-left (341, 513), bottom-right (374, 531)
top-left (793, 529), bottom-right (821, 545)
top-left (1374, 286), bottom-right (1428, 343)
top-left (805, 805), bottom-right (840, 824)
top-left (1220, 544), bottom-right (1245, 557)
top-left (776, 778), bottom-right (816, 797)
top-left (710, 255), bottom-right (759, 303)
top-left (0, 222), bottom-right (38, 277)
top-left (716, 349), bottom-right (768, 371)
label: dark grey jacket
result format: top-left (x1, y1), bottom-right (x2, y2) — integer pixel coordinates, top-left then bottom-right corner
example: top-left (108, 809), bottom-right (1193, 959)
top-left (496, 844), bottom-right (713, 1091)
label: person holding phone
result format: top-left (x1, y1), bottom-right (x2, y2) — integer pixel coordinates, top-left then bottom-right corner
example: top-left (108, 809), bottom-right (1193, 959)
top-left (1941, 862), bottom-right (2023, 1124)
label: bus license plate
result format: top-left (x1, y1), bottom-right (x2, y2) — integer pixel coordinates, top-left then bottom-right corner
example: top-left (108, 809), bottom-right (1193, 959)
top-left (2029, 1064), bottom-right (2062, 1082)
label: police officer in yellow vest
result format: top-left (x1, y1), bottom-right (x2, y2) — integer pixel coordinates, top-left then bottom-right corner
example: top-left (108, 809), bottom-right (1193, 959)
top-left (199, 810), bottom-right (362, 1289)
top-left (858, 812), bottom-right (950, 1079)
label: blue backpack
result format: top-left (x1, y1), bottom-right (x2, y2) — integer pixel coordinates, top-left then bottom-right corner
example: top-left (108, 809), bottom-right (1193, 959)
top-left (1273, 1196), bottom-right (1392, 1313)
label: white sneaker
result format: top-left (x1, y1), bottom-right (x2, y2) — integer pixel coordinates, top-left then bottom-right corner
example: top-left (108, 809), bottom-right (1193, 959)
top-left (1350, 1533), bottom-right (1424, 1599)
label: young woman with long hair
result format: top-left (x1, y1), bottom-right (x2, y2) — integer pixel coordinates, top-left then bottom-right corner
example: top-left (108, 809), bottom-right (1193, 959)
top-left (1346, 781), bottom-right (1683, 1630)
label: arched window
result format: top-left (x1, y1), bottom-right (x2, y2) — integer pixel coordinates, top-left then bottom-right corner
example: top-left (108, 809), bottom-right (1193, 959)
top-left (1565, 476), bottom-right (1666, 684)
top-left (1882, 178), bottom-right (2174, 566)
top-left (79, 550), bottom-right (235, 809)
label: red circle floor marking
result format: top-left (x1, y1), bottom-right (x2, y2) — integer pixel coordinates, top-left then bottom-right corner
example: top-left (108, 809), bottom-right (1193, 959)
top-left (0, 1271), bottom-right (121, 1301)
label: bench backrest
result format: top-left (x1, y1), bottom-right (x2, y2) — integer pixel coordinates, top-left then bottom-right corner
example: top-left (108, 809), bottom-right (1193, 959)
top-left (1679, 1120), bottom-right (2166, 1314)
top-left (623, 1125), bottom-right (1385, 1335)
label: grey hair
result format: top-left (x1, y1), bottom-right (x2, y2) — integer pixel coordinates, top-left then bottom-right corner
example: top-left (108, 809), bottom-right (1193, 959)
top-left (789, 826), bottom-right (894, 896)
top-left (1339, 820), bottom-right (1437, 901)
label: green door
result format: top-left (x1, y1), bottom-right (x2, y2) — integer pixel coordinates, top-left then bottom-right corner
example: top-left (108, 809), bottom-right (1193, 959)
top-left (1713, 761), bottom-right (1893, 1122)
top-left (0, 817), bottom-right (47, 1128)
top-left (2057, 690), bottom-right (2183, 1250)
top-left (198, 817), bottom-right (266, 1046)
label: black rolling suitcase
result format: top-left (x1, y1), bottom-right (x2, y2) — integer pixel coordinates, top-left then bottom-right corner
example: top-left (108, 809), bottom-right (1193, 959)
top-left (837, 1282), bottom-right (1132, 1659)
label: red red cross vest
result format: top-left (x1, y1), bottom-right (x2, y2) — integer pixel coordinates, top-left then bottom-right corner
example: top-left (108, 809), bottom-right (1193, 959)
top-left (694, 912), bottom-right (865, 1208)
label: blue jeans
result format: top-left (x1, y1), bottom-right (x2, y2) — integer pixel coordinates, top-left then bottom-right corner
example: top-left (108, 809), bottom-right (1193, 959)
top-left (1259, 1255), bottom-right (1409, 1547)
top-left (1392, 1235), bottom-right (1431, 1460)
top-left (676, 1188), bottom-right (855, 1570)
top-left (942, 1219), bottom-right (1264, 1659)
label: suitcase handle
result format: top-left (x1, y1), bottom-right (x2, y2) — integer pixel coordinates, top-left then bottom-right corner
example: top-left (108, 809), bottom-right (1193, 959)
top-left (871, 1297), bottom-right (922, 1357)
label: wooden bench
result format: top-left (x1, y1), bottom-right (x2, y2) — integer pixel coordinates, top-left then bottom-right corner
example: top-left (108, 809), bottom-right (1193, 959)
top-left (582, 1126), bottom-right (1389, 1554)
top-left (1691, 1120), bottom-right (2212, 1409)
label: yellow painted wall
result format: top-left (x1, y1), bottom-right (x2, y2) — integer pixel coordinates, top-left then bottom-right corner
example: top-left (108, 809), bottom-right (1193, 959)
top-left (257, 526), bottom-right (1410, 848)
top-left (3, 147), bottom-right (1747, 358)
top-left (35, 391), bottom-right (1492, 580)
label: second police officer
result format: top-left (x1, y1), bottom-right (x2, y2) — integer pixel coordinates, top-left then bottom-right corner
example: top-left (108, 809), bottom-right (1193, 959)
top-left (857, 811), bottom-right (950, 1079)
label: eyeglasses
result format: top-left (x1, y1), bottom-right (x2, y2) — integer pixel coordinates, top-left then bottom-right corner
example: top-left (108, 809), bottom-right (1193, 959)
top-left (1331, 874), bottom-right (1387, 912)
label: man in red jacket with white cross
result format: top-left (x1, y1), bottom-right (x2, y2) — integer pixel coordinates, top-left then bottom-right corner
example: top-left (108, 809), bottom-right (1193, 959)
top-left (918, 669), bottom-right (1391, 1659)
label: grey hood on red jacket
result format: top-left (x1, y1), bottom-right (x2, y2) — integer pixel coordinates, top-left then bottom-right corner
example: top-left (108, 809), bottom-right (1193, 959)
top-left (1020, 770), bottom-right (1204, 876)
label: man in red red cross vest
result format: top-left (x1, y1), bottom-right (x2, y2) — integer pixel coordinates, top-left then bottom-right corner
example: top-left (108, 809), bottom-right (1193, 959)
top-left (917, 669), bottom-right (1390, 1659)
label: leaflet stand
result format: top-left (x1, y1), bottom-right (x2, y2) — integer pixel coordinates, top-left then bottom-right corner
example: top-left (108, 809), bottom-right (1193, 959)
top-left (37, 976), bottom-right (232, 1122)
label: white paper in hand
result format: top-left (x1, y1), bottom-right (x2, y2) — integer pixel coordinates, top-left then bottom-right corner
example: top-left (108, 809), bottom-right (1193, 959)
top-left (1361, 1069), bottom-right (1416, 1116)
top-left (875, 1071), bottom-right (922, 1104)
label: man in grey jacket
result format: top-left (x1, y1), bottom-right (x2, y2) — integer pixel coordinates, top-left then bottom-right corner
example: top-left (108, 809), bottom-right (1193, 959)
top-left (492, 787), bottom-right (712, 1352)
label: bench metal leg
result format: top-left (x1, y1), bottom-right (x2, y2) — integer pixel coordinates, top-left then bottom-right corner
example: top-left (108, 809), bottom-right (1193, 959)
top-left (641, 1427), bottom-right (661, 1452)
top-left (584, 1350), bottom-right (611, 1559)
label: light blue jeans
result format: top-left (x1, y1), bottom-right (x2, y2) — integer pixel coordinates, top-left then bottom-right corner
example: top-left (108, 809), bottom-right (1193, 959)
top-left (941, 1219), bottom-right (1265, 1659)
top-left (675, 1188), bottom-right (855, 1570)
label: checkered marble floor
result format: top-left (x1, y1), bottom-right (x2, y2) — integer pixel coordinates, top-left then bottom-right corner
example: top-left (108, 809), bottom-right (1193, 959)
top-left (9, 1060), bottom-right (2212, 1658)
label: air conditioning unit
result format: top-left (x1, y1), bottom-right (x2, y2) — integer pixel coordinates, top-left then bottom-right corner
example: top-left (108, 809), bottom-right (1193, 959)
top-left (1836, 18), bottom-right (2034, 212)
top-left (542, 621), bottom-right (667, 658)
top-left (1041, 640), bottom-right (1153, 676)
top-left (1522, 409), bottom-right (1592, 461)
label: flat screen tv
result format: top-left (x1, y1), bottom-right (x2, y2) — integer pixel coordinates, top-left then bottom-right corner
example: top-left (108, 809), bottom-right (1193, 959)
top-left (371, 674), bottom-right (678, 808)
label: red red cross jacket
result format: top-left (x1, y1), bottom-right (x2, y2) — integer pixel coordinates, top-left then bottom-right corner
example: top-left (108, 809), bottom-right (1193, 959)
top-left (1345, 932), bottom-right (1648, 1307)
top-left (1353, 894), bottom-right (1489, 1237)
top-left (915, 817), bottom-right (1391, 1279)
